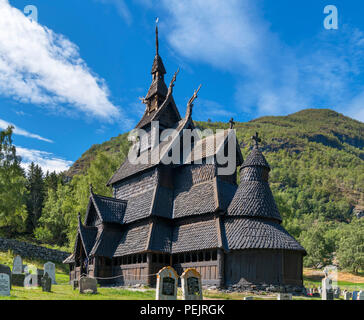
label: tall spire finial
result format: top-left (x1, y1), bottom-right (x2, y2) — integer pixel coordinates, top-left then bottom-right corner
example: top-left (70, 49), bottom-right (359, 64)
top-left (251, 132), bottom-right (261, 148)
top-left (155, 17), bottom-right (159, 56)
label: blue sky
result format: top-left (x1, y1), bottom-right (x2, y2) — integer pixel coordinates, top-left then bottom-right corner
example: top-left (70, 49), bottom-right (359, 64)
top-left (0, 0), bottom-right (363, 172)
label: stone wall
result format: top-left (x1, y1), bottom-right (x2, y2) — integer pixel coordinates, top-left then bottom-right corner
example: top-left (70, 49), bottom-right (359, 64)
top-left (0, 238), bottom-right (70, 263)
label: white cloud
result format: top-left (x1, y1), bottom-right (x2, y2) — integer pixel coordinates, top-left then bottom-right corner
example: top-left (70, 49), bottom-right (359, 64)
top-left (0, 118), bottom-right (53, 143)
top-left (16, 146), bottom-right (73, 173)
top-left (161, 0), bottom-right (364, 122)
top-left (0, 0), bottom-right (120, 120)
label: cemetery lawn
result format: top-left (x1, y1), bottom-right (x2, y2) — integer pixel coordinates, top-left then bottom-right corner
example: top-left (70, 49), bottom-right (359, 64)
top-left (1, 273), bottom-right (155, 300)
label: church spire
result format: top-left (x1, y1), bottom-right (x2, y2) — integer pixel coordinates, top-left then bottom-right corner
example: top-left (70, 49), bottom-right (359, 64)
top-left (155, 17), bottom-right (159, 56)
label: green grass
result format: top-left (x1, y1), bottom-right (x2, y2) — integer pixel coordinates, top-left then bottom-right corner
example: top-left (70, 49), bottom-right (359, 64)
top-left (303, 276), bottom-right (364, 292)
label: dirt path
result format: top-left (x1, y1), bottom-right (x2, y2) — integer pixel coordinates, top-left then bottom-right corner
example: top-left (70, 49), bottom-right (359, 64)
top-left (304, 268), bottom-right (364, 283)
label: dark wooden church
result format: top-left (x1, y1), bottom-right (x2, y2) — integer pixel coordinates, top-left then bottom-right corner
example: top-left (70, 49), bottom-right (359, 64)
top-left (64, 26), bottom-right (306, 288)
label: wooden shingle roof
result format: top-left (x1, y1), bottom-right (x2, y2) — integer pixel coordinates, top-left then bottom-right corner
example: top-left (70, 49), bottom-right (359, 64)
top-left (222, 217), bottom-right (306, 253)
top-left (227, 146), bottom-right (282, 222)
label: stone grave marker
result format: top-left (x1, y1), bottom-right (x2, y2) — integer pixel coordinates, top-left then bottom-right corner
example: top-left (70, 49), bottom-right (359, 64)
top-left (44, 262), bottom-right (56, 284)
top-left (12, 274), bottom-right (25, 287)
top-left (344, 291), bottom-right (352, 300)
top-left (24, 274), bottom-right (39, 288)
top-left (333, 287), bottom-right (341, 299)
top-left (321, 277), bottom-right (334, 300)
top-left (352, 291), bottom-right (358, 300)
top-left (358, 291), bottom-right (364, 300)
top-left (79, 276), bottom-right (97, 294)
top-left (0, 273), bottom-right (10, 296)
top-left (181, 268), bottom-right (202, 300)
top-left (277, 293), bottom-right (292, 300)
top-left (156, 266), bottom-right (178, 300)
top-left (41, 273), bottom-right (52, 292)
top-left (0, 264), bottom-right (11, 290)
top-left (71, 279), bottom-right (79, 290)
top-left (12, 255), bottom-right (23, 274)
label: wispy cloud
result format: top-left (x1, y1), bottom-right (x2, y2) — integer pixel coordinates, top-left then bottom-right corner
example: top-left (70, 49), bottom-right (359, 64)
top-left (16, 146), bottom-right (73, 173)
top-left (0, 118), bottom-right (53, 143)
top-left (161, 0), bottom-right (364, 122)
top-left (0, 0), bottom-right (121, 120)
top-left (95, 0), bottom-right (132, 25)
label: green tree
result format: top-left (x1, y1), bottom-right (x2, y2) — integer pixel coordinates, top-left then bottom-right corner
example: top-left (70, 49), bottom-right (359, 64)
top-left (337, 218), bottom-right (364, 274)
top-left (34, 183), bottom-right (73, 246)
top-left (26, 162), bottom-right (45, 233)
top-left (0, 126), bottom-right (27, 235)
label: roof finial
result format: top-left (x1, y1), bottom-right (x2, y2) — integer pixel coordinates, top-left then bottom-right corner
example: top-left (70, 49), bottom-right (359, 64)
top-left (155, 17), bottom-right (159, 56)
top-left (251, 132), bottom-right (261, 148)
top-left (229, 117), bottom-right (235, 129)
top-left (186, 84), bottom-right (202, 118)
top-left (89, 183), bottom-right (94, 194)
top-left (168, 68), bottom-right (179, 94)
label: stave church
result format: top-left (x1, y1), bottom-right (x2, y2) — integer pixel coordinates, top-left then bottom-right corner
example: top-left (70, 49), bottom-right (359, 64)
top-left (63, 25), bottom-right (306, 289)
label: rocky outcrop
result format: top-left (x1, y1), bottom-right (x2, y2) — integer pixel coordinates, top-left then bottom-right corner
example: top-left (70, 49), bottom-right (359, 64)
top-left (0, 238), bottom-right (70, 263)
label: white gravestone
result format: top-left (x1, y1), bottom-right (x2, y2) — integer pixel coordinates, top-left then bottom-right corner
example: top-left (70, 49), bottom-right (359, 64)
top-left (24, 274), bottom-right (38, 288)
top-left (156, 266), bottom-right (178, 300)
top-left (321, 277), bottom-right (334, 300)
top-left (44, 262), bottom-right (56, 284)
top-left (277, 293), bottom-right (292, 300)
top-left (181, 268), bottom-right (203, 300)
top-left (0, 273), bottom-right (10, 296)
top-left (358, 291), bottom-right (364, 300)
top-left (12, 255), bottom-right (23, 274)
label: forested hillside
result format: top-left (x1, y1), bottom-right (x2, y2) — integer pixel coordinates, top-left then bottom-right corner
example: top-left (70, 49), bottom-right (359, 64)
top-left (1, 109), bottom-right (363, 272)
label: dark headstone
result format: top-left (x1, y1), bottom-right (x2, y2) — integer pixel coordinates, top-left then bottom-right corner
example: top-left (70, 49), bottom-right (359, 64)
top-left (12, 274), bottom-right (25, 287)
top-left (0, 264), bottom-right (11, 290)
top-left (71, 279), bottom-right (79, 290)
top-left (41, 273), bottom-right (52, 292)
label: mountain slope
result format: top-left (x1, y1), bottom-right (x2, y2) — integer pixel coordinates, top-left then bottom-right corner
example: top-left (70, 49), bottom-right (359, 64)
top-left (66, 108), bottom-right (364, 221)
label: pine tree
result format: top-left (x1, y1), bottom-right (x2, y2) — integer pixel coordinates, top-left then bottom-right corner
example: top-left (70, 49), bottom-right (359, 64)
top-left (26, 162), bottom-right (45, 233)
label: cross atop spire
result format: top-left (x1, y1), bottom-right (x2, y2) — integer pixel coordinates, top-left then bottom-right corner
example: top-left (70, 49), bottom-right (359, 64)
top-left (251, 132), bottom-right (261, 147)
top-left (229, 118), bottom-right (235, 129)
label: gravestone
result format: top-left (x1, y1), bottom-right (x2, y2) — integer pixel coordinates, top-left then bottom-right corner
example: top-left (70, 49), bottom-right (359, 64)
top-left (156, 266), bottom-right (178, 300)
top-left (244, 297), bottom-right (254, 300)
top-left (79, 276), bottom-right (97, 294)
top-left (12, 274), bottom-right (25, 287)
top-left (333, 287), bottom-right (341, 299)
top-left (277, 293), bottom-right (292, 300)
top-left (321, 277), bottom-right (334, 300)
top-left (71, 279), bottom-right (79, 290)
top-left (344, 291), bottom-right (352, 300)
top-left (24, 274), bottom-right (39, 288)
top-left (12, 255), bottom-right (23, 274)
top-left (181, 268), bottom-right (202, 300)
top-left (358, 291), bottom-right (364, 300)
top-left (0, 264), bottom-right (11, 290)
top-left (44, 262), bottom-right (56, 284)
top-left (0, 273), bottom-right (10, 296)
top-left (41, 273), bottom-right (52, 292)
top-left (352, 291), bottom-right (358, 300)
